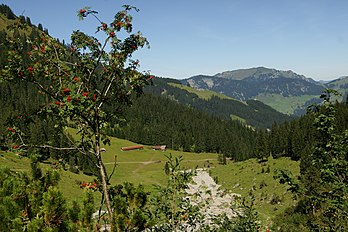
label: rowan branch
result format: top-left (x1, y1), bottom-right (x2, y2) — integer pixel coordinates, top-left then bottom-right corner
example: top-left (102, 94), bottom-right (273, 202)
top-left (108, 155), bottom-right (118, 180)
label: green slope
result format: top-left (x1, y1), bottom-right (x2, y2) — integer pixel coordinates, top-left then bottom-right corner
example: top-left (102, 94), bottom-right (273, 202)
top-left (255, 93), bottom-right (319, 115)
top-left (97, 135), bottom-right (219, 188)
top-left (211, 156), bottom-right (299, 222)
top-left (168, 82), bottom-right (237, 101)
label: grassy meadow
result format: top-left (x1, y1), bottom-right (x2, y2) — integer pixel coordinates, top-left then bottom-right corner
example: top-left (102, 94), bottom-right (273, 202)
top-left (0, 135), bottom-right (299, 222)
top-left (255, 93), bottom-right (318, 115)
top-left (99, 135), bottom-right (218, 188)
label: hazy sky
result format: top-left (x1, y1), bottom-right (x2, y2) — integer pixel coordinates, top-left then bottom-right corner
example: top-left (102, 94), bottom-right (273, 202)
top-left (3, 0), bottom-right (348, 81)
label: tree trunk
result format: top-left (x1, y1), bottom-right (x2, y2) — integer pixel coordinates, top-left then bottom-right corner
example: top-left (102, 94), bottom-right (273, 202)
top-left (95, 115), bottom-right (113, 217)
top-left (98, 153), bottom-right (113, 216)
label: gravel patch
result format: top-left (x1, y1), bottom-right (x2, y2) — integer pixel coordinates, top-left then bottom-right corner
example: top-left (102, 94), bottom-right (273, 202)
top-left (185, 169), bottom-right (241, 227)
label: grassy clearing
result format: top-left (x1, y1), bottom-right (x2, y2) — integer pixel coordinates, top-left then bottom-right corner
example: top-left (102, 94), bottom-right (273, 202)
top-left (168, 82), bottom-right (234, 100)
top-left (99, 136), bottom-right (218, 189)
top-left (230, 114), bottom-right (247, 124)
top-left (255, 93), bottom-right (318, 114)
top-left (211, 156), bottom-right (300, 222)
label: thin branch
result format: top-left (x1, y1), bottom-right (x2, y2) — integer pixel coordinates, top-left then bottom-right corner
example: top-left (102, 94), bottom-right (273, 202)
top-left (108, 155), bottom-right (118, 180)
top-left (35, 145), bottom-right (79, 150)
top-left (51, 42), bottom-right (63, 89)
top-left (90, 11), bottom-right (103, 24)
top-left (98, 75), bottom-right (116, 109)
top-left (88, 35), bottom-right (110, 84)
top-left (16, 133), bottom-right (26, 147)
top-left (24, 78), bottom-right (58, 100)
top-left (97, 193), bottom-right (105, 223)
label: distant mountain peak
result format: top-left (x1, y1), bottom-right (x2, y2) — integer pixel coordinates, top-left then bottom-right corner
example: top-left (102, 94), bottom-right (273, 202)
top-left (214, 67), bottom-right (315, 83)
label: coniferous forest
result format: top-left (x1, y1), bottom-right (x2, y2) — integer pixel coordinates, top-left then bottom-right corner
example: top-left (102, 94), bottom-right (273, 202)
top-left (0, 3), bottom-right (348, 231)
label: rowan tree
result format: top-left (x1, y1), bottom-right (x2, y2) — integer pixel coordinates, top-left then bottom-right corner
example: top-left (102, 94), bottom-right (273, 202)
top-left (1, 4), bottom-right (151, 218)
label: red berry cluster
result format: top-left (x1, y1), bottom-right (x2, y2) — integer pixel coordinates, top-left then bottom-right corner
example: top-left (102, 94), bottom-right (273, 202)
top-left (7, 127), bottom-right (16, 133)
top-left (109, 31), bottom-right (115, 38)
top-left (27, 66), bottom-right (34, 72)
top-left (63, 88), bottom-right (70, 94)
top-left (79, 9), bottom-right (87, 18)
top-left (80, 181), bottom-right (98, 189)
top-left (12, 145), bottom-right (20, 149)
top-left (79, 9), bottom-right (86, 15)
top-left (101, 23), bottom-right (107, 30)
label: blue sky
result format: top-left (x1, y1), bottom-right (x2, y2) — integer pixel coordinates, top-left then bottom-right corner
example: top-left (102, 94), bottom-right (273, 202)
top-left (2, 0), bottom-right (348, 81)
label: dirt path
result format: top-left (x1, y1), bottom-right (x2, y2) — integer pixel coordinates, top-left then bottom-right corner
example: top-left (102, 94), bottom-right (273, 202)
top-left (103, 159), bottom-right (215, 165)
top-left (104, 160), bottom-right (161, 165)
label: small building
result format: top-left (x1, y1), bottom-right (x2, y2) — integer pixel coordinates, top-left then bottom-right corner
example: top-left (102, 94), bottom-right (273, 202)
top-left (121, 145), bottom-right (144, 151)
top-left (152, 145), bottom-right (166, 151)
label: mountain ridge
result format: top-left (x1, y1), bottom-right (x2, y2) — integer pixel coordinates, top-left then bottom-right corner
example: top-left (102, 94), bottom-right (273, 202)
top-left (213, 67), bottom-right (317, 83)
top-left (181, 67), bottom-right (348, 115)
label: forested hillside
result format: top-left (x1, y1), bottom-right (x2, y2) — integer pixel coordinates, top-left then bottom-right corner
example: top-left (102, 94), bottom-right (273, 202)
top-left (1, 2), bottom-right (347, 173)
top-left (143, 77), bottom-right (294, 128)
top-left (0, 4), bottom-right (69, 158)
top-left (2, 2), bottom-right (346, 164)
